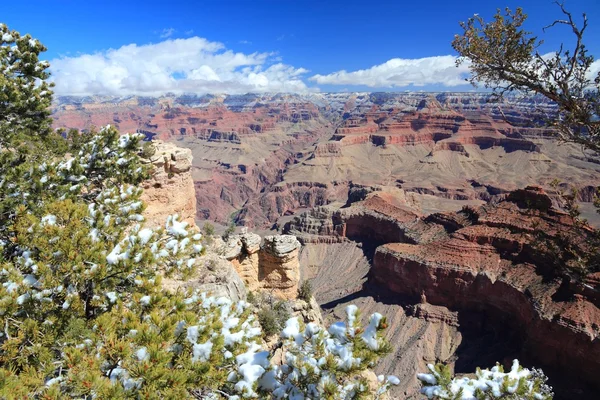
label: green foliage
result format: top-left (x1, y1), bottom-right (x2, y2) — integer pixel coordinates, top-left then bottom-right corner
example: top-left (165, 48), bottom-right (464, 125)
top-left (203, 221), bottom-right (215, 236)
top-left (0, 23), bottom-right (60, 159)
top-left (246, 290), bottom-right (257, 305)
top-left (139, 141), bottom-right (156, 159)
top-left (202, 221), bottom-right (215, 245)
top-left (0, 24), bottom-right (397, 399)
top-left (452, 4), bottom-right (600, 153)
top-left (222, 221), bottom-right (236, 240)
top-left (257, 300), bottom-right (291, 337)
top-left (297, 279), bottom-right (313, 301)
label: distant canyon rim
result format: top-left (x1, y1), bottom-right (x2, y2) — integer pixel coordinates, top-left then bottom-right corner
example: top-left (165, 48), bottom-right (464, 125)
top-left (52, 92), bottom-right (600, 229)
top-left (52, 92), bottom-right (600, 398)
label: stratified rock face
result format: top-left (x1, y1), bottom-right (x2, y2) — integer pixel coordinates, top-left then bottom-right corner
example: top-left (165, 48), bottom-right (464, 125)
top-left (285, 188), bottom-right (444, 246)
top-left (262, 234), bottom-right (302, 256)
top-left (259, 235), bottom-right (301, 299)
top-left (293, 186), bottom-right (599, 397)
top-left (221, 233), bottom-right (302, 300)
top-left (140, 140), bottom-right (196, 228)
top-left (52, 93), bottom-right (600, 229)
top-left (227, 231), bottom-right (261, 290)
top-left (369, 187), bottom-right (600, 396)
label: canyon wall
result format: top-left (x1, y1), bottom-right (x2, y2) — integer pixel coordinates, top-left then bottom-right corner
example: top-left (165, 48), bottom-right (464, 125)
top-left (53, 93), bottom-right (600, 230)
top-left (288, 186), bottom-right (600, 398)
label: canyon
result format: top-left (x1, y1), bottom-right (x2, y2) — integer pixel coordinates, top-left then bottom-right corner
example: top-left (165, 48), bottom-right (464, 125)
top-left (53, 92), bottom-right (600, 399)
top-left (286, 185), bottom-right (600, 398)
top-left (53, 92), bottom-right (600, 229)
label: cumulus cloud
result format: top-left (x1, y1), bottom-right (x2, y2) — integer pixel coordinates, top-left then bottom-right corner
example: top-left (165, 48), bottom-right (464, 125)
top-left (310, 54), bottom-right (599, 90)
top-left (50, 37), bottom-right (311, 96)
top-left (310, 56), bottom-right (471, 87)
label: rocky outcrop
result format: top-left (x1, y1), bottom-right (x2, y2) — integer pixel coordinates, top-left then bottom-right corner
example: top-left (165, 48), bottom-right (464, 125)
top-left (208, 130), bottom-right (242, 144)
top-left (259, 235), bottom-right (301, 299)
top-left (222, 232), bottom-right (302, 300)
top-left (140, 140), bottom-right (247, 302)
top-left (369, 187), bottom-right (600, 397)
top-left (226, 231), bottom-right (261, 290)
top-left (285, 189), bottom-right (443, 246)
top-left (140, 140), bottom-right (196, 228)
top-left (162, 254), bottom-right (247, 303)
top-left (406, 303), bottom-right (460, 327)
top-left (290, 296), bottom-right (324, 326)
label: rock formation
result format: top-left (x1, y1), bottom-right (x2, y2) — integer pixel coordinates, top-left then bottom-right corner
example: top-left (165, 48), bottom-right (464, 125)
top-left (289, 185), bottom-right (600, 398)
top-left (162, 254), bottom-right (247, 303)
top-left (259, 235), bottom-right (302, 299)
top-left (226, 230), bottom-right (261, 290)
top-left (140, 140), bottom-right (196, 228)
top-left (140, 140), bottom-right (248, 302)
top-left (52, 93), bottom-right (600, 229)
top-left (222, 232), bottom-right (302, 300)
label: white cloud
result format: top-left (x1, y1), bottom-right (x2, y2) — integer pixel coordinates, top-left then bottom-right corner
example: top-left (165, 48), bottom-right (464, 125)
top-left (50, 37), bottom-right (311, 96)
top-left (310, 56), bottom-right (471, 87)
top-left (310, 54), bottom-right (599, 89)
top-left (159, 28), bottom-right (176, 39)
top-left (588, 60), bottom-right (600, 81)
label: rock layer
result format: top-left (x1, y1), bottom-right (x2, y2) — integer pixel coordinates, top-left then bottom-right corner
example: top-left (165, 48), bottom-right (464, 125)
top-left (53, 93), bottom-right (600, 229)
top-left (223, 233), bottom-right (302, 300)
top-left (140, 140), bottom-right (196, 228)
top-left (293, 186), bottom-right (600, 398)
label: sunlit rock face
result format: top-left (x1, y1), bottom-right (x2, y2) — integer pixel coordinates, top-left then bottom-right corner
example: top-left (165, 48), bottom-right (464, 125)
top-left (140, 140), bottom-right (196, 228)
top-left (222, 232), bottom-right (301, 300)
top-left (140, 140), bottom-right (247, 302)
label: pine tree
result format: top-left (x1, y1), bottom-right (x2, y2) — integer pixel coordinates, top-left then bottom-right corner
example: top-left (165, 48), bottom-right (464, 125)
top-left (0, 24), bottom-right (399, 399)
top-left (0, 23), bottom-right (62, 159)
top-left (451, 4), bottom-right (599, 153)
top-left (418, 360), bottom-right (553, 399)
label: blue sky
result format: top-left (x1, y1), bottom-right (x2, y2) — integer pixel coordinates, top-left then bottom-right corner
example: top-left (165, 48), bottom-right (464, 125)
top-left (3, 0), bottom-right (600, 95)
